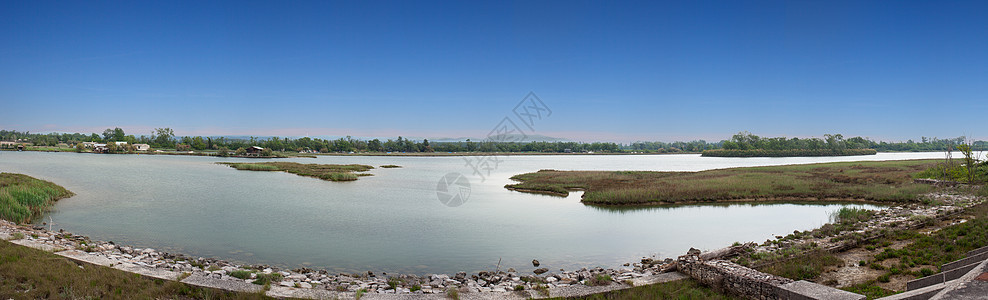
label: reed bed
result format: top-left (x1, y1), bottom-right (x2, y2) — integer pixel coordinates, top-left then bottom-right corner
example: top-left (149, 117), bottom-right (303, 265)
top-left (218, 162), bottom-right (373, 182)
top-left (0, 173), bottom-right (74, 224)
top-left (506, 160), bottom-right (940, 205)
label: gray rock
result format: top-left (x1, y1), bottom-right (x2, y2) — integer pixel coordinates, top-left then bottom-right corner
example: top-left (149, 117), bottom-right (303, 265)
top-left (534, 268), bottom-right (549, 275)
top-left (532, 259), bottom-right (540, 267)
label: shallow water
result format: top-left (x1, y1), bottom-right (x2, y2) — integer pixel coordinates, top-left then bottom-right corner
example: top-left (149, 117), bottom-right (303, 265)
top-left (0, 151), bottom-right (948, 274)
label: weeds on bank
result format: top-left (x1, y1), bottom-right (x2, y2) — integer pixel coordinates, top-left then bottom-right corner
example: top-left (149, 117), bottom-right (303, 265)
top-left (561, 278), bottom-right (739, 300)
top-left (756, 249), bottom-right (843, 281)
top-left (0, 240), bottom-right (270, 299)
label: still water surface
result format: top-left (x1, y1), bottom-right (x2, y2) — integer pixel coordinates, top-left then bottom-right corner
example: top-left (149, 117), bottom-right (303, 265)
top-left (0, 152), bottom-right (947, 274)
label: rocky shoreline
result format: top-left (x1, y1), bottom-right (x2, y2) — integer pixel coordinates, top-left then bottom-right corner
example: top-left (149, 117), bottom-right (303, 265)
top-left (0, 219), bottom-right (682, 299)
top-left (2, 190), bottom-right (982, 299)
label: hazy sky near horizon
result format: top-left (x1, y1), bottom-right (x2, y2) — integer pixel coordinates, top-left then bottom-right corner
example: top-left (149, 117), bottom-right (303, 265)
top-left (2, 0), bottom-right (986, 143)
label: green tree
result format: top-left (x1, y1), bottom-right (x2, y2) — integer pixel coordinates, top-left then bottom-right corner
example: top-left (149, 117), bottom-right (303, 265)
top-left (74, 142), bottom-right (85, 153)
top-left (957, 144), bottom-right (978, 183)
top-left (102, 129), bottom-right (114, 142)
top-left (191, 136), bottom-right (207, 150)
top-left (105, 142), bottom-right (118, 153)
top-left (235, 147), bottom-right (247, 156)
top-left (152, 128), bottom-right (175, 148)
top-left (113, 128), bottom-right (125, 142)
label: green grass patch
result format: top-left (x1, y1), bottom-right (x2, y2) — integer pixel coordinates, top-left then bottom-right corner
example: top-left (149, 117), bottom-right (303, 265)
top-left (872, 202), bottom-right (988, 270)
top-left (250, 273), bottom-right (282, 286)
top-left (219, 162), bottom-right (374, 182)
top-left (230, 270), bottom-right (252, 280)
top-left (0, 240), bottom-right (270, 299)
top-left (506, 160), bottom-right (938, 205)
top-left (0, 173), bottom-right (74, 224)
top-left (756, 249), bottom-right (843, 281)
top-left (841, 281), bottom-right (898, 299)
top-left (558, 278), bottom-right (739, 300)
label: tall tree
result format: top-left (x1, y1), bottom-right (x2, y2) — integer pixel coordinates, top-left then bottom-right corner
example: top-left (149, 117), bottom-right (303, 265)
top-left (152, 128), bottom-right (175, 148)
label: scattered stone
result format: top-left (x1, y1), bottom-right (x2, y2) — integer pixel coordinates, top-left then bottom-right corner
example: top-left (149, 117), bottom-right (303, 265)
top-left (534, 268), bottom-right (549, 275)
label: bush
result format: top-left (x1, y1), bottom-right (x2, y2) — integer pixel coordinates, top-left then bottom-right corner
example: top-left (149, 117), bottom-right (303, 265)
top-left (587, 274), bottom-right (612, 286)
top-left (229, 270), bottom-right (251, 280)
top-left (250, 273), bottom-right (281, 286)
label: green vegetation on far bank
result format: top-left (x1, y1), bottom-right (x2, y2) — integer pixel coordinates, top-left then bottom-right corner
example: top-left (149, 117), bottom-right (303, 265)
top-left (702, 149), bottom-right (877, 157)
top-left (0, 173), bottom-right (74, 224)
top-left (218, 162), bottom-right (374, 182)
top-left (5, 128), bottom-right (986, 155)
top-left (702, 132), bottom-right (880, 157)
top-left (0, 240), bottom-right (270, 299)
top-left (506, 160), bottom-right (941, 205)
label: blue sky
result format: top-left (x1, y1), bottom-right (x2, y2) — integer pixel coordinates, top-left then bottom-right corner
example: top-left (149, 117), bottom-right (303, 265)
top-left (2, 0), bottom-right (986, 142)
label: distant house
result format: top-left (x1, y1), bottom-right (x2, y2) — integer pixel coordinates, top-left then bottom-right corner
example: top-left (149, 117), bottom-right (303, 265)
top-left (0, 141), bottom-right (15, 149)
top-left (83, 142), bottom-right (98, 148)
top-left (114, 141), bottom-right (128, 146)
top-left (133, 144), bottom-right (151, 151)
top-left (246, 146), bottom-right (265, 156)
top-left (93, 144), bottom-right (108, 153)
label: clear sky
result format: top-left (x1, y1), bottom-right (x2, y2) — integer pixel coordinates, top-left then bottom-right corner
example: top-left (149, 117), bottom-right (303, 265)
top-left (2, 0), bottom-right (986, 142)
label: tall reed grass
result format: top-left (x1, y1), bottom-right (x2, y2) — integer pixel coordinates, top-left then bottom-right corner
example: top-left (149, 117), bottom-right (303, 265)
top-left (0, 173), bottom-right (74, 224)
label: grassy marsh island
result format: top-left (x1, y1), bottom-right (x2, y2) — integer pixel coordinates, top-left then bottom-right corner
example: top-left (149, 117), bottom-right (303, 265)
top-left (505, 160), bottom-right (942, 205)
top-left (0, 173), bottom-right (74, 224)
top-left (218, 162), bottom-right (374, 181)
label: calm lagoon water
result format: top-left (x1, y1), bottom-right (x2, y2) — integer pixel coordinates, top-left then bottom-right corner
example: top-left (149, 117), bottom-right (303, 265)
top-left (0, 151), bottom-right (948, 274)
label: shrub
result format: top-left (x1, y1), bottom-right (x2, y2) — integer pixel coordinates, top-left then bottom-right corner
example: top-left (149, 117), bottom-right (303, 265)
top-left (587, 274), bottom-right (612, 286)
top-left (229, 270), bottom-right (252, 280)
top-left (250, 273), bottom-right (281, 286)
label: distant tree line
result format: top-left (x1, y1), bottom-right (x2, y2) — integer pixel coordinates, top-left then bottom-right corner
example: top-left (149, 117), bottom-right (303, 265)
top-left (1, 129), bottom-right (985, 154)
